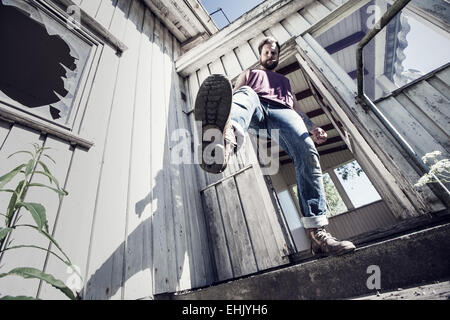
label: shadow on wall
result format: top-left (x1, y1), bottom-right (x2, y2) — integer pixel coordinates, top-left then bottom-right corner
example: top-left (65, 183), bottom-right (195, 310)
top-left (80, 0), bottom-right (211, 298)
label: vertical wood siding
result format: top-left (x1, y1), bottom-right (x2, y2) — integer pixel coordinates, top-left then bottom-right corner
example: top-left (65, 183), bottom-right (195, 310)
top-left (0, 0), bottom-right (213, 299)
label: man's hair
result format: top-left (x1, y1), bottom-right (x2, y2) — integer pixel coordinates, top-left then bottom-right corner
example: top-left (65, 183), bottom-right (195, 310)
top-left (258, 37), bottom-right (281, 55)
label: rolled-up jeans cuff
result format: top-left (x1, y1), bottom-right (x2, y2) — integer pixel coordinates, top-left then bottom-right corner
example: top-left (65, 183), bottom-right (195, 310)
top-left (301, 215), bottom-right (329, 229)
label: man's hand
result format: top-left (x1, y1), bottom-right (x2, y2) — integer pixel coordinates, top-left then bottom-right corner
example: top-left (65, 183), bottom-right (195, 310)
top-left (311, 127), bottom-right (327, 145)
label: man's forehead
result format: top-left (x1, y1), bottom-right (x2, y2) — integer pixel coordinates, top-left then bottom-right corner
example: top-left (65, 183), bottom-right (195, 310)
top-left (262, 43), bottom-right (278, 52)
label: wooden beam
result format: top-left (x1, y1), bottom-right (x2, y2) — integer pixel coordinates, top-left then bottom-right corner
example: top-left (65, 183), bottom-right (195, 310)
top-left (324, 31), bottom-right (365, 54)
top-left (176, 0), bottom-right (315, 76)
top-left (280, 145), bottom-right (349, 165)
top-left (295, 89), bottom-right (313, 100)
top-left (306, 108), bottom-right (325, 118)
top-left (348, 68), bottom-right (369, 80)
top-left (278, 136), bottom-right (345, 157)
top-left (278, 61), bottom-right (301, 75)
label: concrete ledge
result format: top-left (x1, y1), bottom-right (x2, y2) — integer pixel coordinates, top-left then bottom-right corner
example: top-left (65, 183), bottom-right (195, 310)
top-left (172, 223), bottom-right (450, 300)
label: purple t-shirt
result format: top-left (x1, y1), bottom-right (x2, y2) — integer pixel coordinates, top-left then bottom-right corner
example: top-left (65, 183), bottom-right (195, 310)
top-left (246, 69), bottom-right (295, 109)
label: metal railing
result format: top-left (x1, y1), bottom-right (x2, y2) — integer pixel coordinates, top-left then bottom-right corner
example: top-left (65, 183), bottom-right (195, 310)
top-left (355, 0), bottom-right (450, 207)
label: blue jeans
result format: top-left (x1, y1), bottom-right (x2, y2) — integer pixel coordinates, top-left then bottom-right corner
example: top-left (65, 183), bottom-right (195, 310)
top-left (230, 86), bottom-right (328, 229)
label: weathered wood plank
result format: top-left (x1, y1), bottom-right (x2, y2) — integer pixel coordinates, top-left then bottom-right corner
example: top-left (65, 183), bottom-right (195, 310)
top-left (395, 93), bottom-right (450, 153)
top-left (208, 59), bottom-right (226, 75)
top-left (216, 178), bottom-right (258, 277)
top-left (173, 42), bottom-right (214, 289)
top-left (249, 33), bottom-right (268, 58)
top-left (162, 26), bottom-right (180, 293)
top-left (234, 169), bottom-right (284, 270)
top-left (0, 125), bottom-right (43, 297)
top-left (427, 77), bottom-right (450, 101)
top-left (187, 73), bottom-right (199, 113)
top-left (107, 0), bottom-right (132, 41)
top-left (403, 80), bottom-right (450, 135)
top-left (247, 135), bottom-right (294, 257)
top-left (122, 8), bottom-right (154, 300)
top-left (84, 0), bottom-right (144, 300)
top-left (150, 17), bottom-right (172, 295)
top-left (301, 0), bottom-right (331, 24)
top-left (267, 22), bottom-right (292, 44)
top-left (234, 42), bottom-right (258, 71)
top-left (202, 187), bottom-right (234, 281)
top-left (221, 51), bottom-right (243, 80)
top-left (281, 12), bottom-right (311, 36)
top-left (319, 0), bottom-right (339, 11)
top-left (80, 0), bottom-right (102, 18)
top-left (94, 0), bottom-right (119, 28)
top-left (435, 67), bottom-right (450, 87)
top-left (197, 66), bottom-right (210, 85)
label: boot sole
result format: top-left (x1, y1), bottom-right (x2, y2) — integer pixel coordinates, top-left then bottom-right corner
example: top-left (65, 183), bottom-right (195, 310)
top-left (194, 74), bottom-right (233, 174)
top-left (311, 244), bottom-right (356, 257)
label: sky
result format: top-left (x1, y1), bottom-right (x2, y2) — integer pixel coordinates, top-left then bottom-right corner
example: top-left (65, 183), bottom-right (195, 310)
top-left (199, 0), bottom-right (266, 29)
top-left (402, 15), bottom-right (450, 74)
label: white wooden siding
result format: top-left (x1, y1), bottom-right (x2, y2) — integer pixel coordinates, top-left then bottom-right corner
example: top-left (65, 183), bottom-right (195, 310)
top-left (0, 0), bottom-right (213, 300)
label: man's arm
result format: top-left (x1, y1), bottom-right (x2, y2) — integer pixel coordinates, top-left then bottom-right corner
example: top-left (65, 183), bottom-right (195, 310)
top-left (233, 70), bottom-right (249, 93)
top-left (292, 97), bottom-right (327, 144)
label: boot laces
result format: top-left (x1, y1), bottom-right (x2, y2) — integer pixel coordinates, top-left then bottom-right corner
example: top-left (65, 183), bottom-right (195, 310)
top-left (315, 228), bottom-right (337, 241)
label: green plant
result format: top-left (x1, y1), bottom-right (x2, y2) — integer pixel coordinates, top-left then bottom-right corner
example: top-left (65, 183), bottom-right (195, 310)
top-left (0, 143), bottom-right (81, 300)
top-left (414, 151), bottom-right (450, 187)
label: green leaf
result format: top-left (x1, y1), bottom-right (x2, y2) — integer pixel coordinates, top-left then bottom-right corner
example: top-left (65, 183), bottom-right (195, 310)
top-left (43, 154), bottom-right (56, 164)
top-left (0, 227), bottom-right (13, 242)
top-left (0, 164), bottom-right (26, 189)
top-left (7, 150), bottom-right (34, 159)
top-left (17, 202), bottom-right (48, 232)
top-left (0, 189), bottom-right (16, 193)
top-left (37, 161), bottom-right (52, 183)
top-left (0, 267), bottom-right (76, 300)
top-left (14, 224), bottom-right (73, 268)
top-left (3, 244), bottom-right (69, 267)
top-left (34, 171), bottom-right (61, 190)
top-left (24, 159), bottom-right (35, 176)
top-left (5, 180), bottom-right (25, 226)
top-left (0, 296), bottom-right (39, 300)
top-left (28, 183), bottom-right (68, 197)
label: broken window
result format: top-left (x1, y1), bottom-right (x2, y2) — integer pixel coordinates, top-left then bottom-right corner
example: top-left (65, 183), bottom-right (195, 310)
top-left (0, 0), bottom-right (92, 126)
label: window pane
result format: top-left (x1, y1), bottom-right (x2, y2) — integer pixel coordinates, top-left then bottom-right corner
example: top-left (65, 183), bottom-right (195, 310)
top-left (0, 0), bottom-right (92, 125)
top-left (334, 160), bottom-right (381, 208)
top-left (314, 0), bottom-right (450, 100)
top-left (322, 173), bottom-right (347, 217)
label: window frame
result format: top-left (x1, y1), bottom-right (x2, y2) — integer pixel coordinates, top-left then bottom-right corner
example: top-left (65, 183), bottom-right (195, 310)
top-left (0, 0), bottom-right (105, 148)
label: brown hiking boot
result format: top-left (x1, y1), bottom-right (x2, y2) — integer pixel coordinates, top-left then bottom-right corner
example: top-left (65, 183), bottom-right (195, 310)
top-left (306, 227), bottom-right (356, 257)
top-left (195, 74), bottom-right (236, 174)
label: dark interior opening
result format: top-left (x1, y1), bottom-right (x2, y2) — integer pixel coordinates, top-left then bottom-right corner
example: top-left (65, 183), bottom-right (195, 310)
top-left (0, 3), bottom-right (77, 119)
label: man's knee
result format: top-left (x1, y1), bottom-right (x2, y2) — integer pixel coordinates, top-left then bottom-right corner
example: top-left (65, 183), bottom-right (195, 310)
top-left (233, 86), bottom-right (259, 100)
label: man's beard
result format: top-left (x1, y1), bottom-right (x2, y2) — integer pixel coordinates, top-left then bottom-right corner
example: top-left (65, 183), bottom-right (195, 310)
top-left (261, 58), bottom-right (278, 70)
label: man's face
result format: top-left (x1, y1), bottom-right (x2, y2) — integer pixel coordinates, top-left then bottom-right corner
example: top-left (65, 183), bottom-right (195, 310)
top-left (259, 42), bottom-right (279, 70)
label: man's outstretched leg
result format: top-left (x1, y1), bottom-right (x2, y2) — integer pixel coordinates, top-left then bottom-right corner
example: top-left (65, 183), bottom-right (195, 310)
top-left (194, 74), bottom-right (237, 174)
top-left (195, 75), bottom-right (263, 174)
top-left (266, 106), bottom-right (356, 257)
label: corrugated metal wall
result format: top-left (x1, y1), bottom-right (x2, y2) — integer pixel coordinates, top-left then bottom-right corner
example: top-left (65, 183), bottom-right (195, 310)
top-left (0, 0), bottom-right (214, 300)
